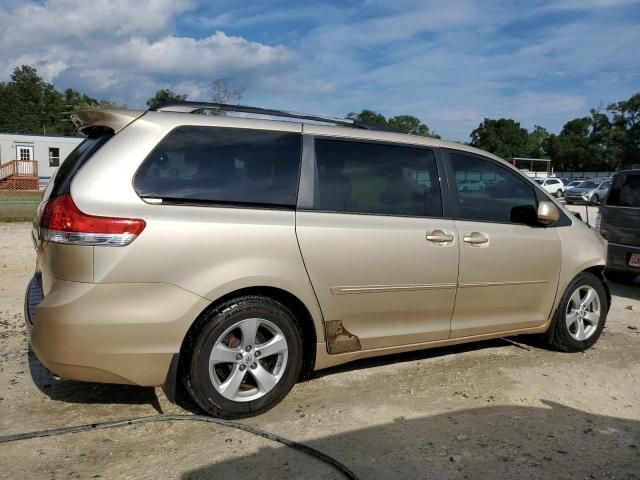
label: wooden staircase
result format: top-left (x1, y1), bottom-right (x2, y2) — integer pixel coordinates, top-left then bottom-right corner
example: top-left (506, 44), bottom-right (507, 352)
top-left (0, 160), bottom-right (39, 190)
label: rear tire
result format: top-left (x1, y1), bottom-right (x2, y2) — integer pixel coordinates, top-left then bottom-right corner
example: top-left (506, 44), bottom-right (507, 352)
top-left (544, 272), bottom-right (608, 352)
top-left (184, 295), bottom-right (303, 418)
top-left (556, 189), bottom-right (563, 198)
top-left (606, 270), bottom-right (638, 285)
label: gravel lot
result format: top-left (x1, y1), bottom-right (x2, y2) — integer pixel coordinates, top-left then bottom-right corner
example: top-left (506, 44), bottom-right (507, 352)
top-left (1, 221), bottom-right (639, 479)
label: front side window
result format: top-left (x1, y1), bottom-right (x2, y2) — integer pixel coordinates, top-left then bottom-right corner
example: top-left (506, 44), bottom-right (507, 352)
top-left (448, 151), bottom-right (537, 223)
top-left (313, 138), bottom-right (442, 217)
top-left (134, 127), bottom-right (301, 207)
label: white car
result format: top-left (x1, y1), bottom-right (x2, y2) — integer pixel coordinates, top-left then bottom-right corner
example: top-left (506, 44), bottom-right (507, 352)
top-left (533, 177), bottom-right (565, 197)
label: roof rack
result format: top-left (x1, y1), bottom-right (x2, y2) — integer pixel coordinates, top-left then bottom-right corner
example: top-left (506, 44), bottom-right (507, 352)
top-left (150, 101), bottom-right (393, 132)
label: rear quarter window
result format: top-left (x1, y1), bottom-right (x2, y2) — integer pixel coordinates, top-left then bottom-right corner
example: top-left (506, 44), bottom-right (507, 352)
top-left (134, 126), bottom-right (301, 208)
top-left (606, 173), bottom-right (640, 207)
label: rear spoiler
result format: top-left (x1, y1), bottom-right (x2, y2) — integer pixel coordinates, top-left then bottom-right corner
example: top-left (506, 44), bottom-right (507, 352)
top-left (71, 108), bottom-right (145, 136)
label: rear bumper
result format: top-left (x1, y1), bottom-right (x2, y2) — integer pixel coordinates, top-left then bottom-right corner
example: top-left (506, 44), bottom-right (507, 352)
top-left (607, 242), bottom-right (640, 274)
top-left (25, 276), bottom-right (209, 386)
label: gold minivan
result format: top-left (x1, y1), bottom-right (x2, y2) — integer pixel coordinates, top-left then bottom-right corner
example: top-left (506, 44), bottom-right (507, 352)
top-left (25, 102), bottom-right (610, 418)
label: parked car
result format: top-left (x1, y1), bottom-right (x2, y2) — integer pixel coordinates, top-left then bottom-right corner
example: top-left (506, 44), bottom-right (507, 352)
top-left (25, 102), bottom-right (610, 418)
top-left (533, 177), bottom-right (565, 197)
top-left (596, 170), bottom-right (640, 284)
top-left (564, 180), bottom-right (584, 192)
top-left (564, 178), bottom-right (611, 204)
top-left (458, 179), bottom-right (485, 192)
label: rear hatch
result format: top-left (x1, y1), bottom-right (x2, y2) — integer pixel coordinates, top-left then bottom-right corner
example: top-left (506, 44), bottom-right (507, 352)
top-left (600, 172), bottom-right (640, 247)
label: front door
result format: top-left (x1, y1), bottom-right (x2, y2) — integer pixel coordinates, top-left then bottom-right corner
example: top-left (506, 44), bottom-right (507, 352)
top-left (16, 145), bottom-right (33, 162)
top-left (296, 136), bottom-right (458, 352)
top-left (443, 149), bottom-right (561, 338)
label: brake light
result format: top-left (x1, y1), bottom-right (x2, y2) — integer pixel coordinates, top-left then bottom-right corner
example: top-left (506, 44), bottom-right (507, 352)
top-left (40, 194), bottom-right (145, 246)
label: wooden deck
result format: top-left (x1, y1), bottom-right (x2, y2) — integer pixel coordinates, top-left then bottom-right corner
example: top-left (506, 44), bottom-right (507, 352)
top-left (0, 160), bottom-right (39, 190)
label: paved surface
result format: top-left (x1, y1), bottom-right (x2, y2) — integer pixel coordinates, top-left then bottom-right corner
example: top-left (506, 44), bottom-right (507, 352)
top-left (1, 222), bottom-right (639, 479)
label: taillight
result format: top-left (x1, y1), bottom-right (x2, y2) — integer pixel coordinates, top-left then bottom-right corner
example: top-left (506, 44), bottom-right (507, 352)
top-left (39, 194), bottom-right (145, 246)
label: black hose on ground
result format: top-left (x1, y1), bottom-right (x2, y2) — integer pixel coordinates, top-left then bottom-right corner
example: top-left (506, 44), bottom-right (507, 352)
top-left (0, 414), bottom-right (359, 480)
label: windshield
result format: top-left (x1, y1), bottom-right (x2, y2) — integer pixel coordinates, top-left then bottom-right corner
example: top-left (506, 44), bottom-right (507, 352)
top-left (568, 181), bottom-right (581, 186)
top-left (579, 181), bottom-right (599, 189)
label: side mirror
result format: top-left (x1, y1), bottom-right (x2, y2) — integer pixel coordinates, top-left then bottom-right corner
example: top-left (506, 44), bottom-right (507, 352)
top-left (537, 201), bottom-right (560, 225)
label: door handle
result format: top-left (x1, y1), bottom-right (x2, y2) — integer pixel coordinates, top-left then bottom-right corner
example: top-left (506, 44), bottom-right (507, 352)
top-left (463, 232), bottom-right (489, 245)
top-left (426, 229), bottom-right (454, 243)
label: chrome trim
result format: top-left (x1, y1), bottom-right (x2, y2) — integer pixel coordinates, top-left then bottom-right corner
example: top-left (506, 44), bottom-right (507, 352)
top-left (458, 280), bottom-right (548, 288)
top-left (331, 283), bottom-right (457, 295)
top-left (42, 228), bottom-right (137, 246)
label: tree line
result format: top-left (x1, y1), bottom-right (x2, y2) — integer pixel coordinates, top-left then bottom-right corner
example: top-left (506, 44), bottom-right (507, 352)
top-left (1, 65), bottom-right (637, 171)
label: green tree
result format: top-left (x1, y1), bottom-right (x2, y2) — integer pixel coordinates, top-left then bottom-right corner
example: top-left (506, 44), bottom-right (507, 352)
top-left (470, 118), bottom-right (530, 158)
top-left (0, 65), bottom-right (64, 135)
top-left (607, 93), bottom-right (640, 166)
top-left (387, 115), bottom-right (440, 138)
top-left (347, 109), bottom-right (388, 128)
top-left (527, 125), bottom-right (550, 158)
top-left (146, 88), bottom-right (187, 109)
top-left (347, 110), bottom-right (438, 137)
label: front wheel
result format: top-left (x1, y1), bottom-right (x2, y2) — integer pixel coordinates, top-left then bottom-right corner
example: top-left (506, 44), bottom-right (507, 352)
top-left (592, 194), bottom-right (600, 204)
top-left (544, 272), bottom-right (608, 352)
top-left (185, 295), bottom-right (303, 418)
top-left (556, 189), bottom-right (563, 198)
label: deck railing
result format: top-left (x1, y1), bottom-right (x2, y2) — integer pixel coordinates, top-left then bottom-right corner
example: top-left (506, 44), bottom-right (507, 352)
top-left (0, 160), bottom-right (39, 181)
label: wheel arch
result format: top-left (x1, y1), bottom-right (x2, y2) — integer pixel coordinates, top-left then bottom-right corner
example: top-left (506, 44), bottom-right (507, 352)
top-left (172, 286), bottom-right (319, 396)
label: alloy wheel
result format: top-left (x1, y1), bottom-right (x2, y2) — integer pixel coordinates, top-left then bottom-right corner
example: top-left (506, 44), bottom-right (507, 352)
top-left (565, 285), bottom-right (601, 341)
top-left (208, 318), bottom-right (288, 402)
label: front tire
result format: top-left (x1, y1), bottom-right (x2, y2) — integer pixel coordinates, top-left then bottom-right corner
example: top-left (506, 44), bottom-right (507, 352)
top-left (556, 189), bottom-right (563, 198)
top-left (592, 194), bottom-right (600, 204)
top-left (544, 272), bottom-right (608, 352)
top-left (185, 295), bottom-right (303, 418)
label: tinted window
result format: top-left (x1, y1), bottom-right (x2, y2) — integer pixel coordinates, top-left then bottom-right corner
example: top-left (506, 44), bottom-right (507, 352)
top-left (580, 181), bottom-right (599, 189)
top-left (606, 173), bottom-right (640, 207)
top-left (448, 151), bottom-right (537, 223)
top-left (313, 139), bottom-right (442, 217)
top-left (134, 127), bottom-right (301, 207)
top-left (547, 179), bottom-right (558, 185)
top-left (50, 133), bottom-right (112, 198)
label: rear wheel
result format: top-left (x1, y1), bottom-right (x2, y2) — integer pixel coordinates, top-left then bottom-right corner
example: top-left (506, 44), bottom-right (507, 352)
top-left (556, 189), bottom-right (563, 198)
top-left (544, 272), bottom-right (608, 352)
top-left (185, 295), bottom-right (303, 418)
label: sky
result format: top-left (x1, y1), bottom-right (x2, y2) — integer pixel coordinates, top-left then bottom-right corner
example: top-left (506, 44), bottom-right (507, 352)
top-left (0, 0), bottom-right (639, 140)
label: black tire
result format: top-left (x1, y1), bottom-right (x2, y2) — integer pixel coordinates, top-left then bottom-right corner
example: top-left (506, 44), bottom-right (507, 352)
top-left (592, 194), bottom-right (599, 204)
top-left (556, 189), bottom-right (563, 198)
top-left (184, 295), bottom-right (303, 418)
top-left (544, 272), bottom-right (609, 352)
top-left (606, 270), bottom-right (638, 285)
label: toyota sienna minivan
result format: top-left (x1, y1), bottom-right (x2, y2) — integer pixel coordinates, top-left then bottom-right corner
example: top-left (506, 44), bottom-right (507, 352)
top-left (25, 102), bottom-right (610, 418)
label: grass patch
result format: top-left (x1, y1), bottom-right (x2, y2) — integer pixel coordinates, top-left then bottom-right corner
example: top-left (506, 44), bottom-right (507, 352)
top-left (0, 191), bottom-right (42, 220)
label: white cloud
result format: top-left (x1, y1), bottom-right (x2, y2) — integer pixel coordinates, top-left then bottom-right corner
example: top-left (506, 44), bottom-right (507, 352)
top-left (0, 0), bottom-right (638, 139)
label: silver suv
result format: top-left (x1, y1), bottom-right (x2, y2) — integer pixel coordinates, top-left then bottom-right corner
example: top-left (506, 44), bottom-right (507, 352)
top-left (25, 102), bottom-right (610, 418)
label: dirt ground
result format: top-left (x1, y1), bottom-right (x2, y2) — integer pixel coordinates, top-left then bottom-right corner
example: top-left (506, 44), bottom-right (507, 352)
top-left (0, 221), bottom-right (638, 480)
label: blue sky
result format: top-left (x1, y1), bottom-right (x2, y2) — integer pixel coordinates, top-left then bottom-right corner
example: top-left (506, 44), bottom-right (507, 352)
top-left (1, 0), bottom-right (639, 140)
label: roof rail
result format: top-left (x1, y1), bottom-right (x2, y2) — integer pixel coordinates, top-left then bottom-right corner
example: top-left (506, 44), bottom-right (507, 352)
top-left (150, 101), bottom-right (393, 132)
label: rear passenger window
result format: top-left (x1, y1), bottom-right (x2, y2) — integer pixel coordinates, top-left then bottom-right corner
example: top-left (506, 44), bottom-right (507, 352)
top-left (313, 139), bottom-right (442, 217)
top-left (448, 151), bottom-right (537, 223)
top-left (607, 174), bottom-right (640, 207)
top-left (134, 126), bottom-right (301, 207)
